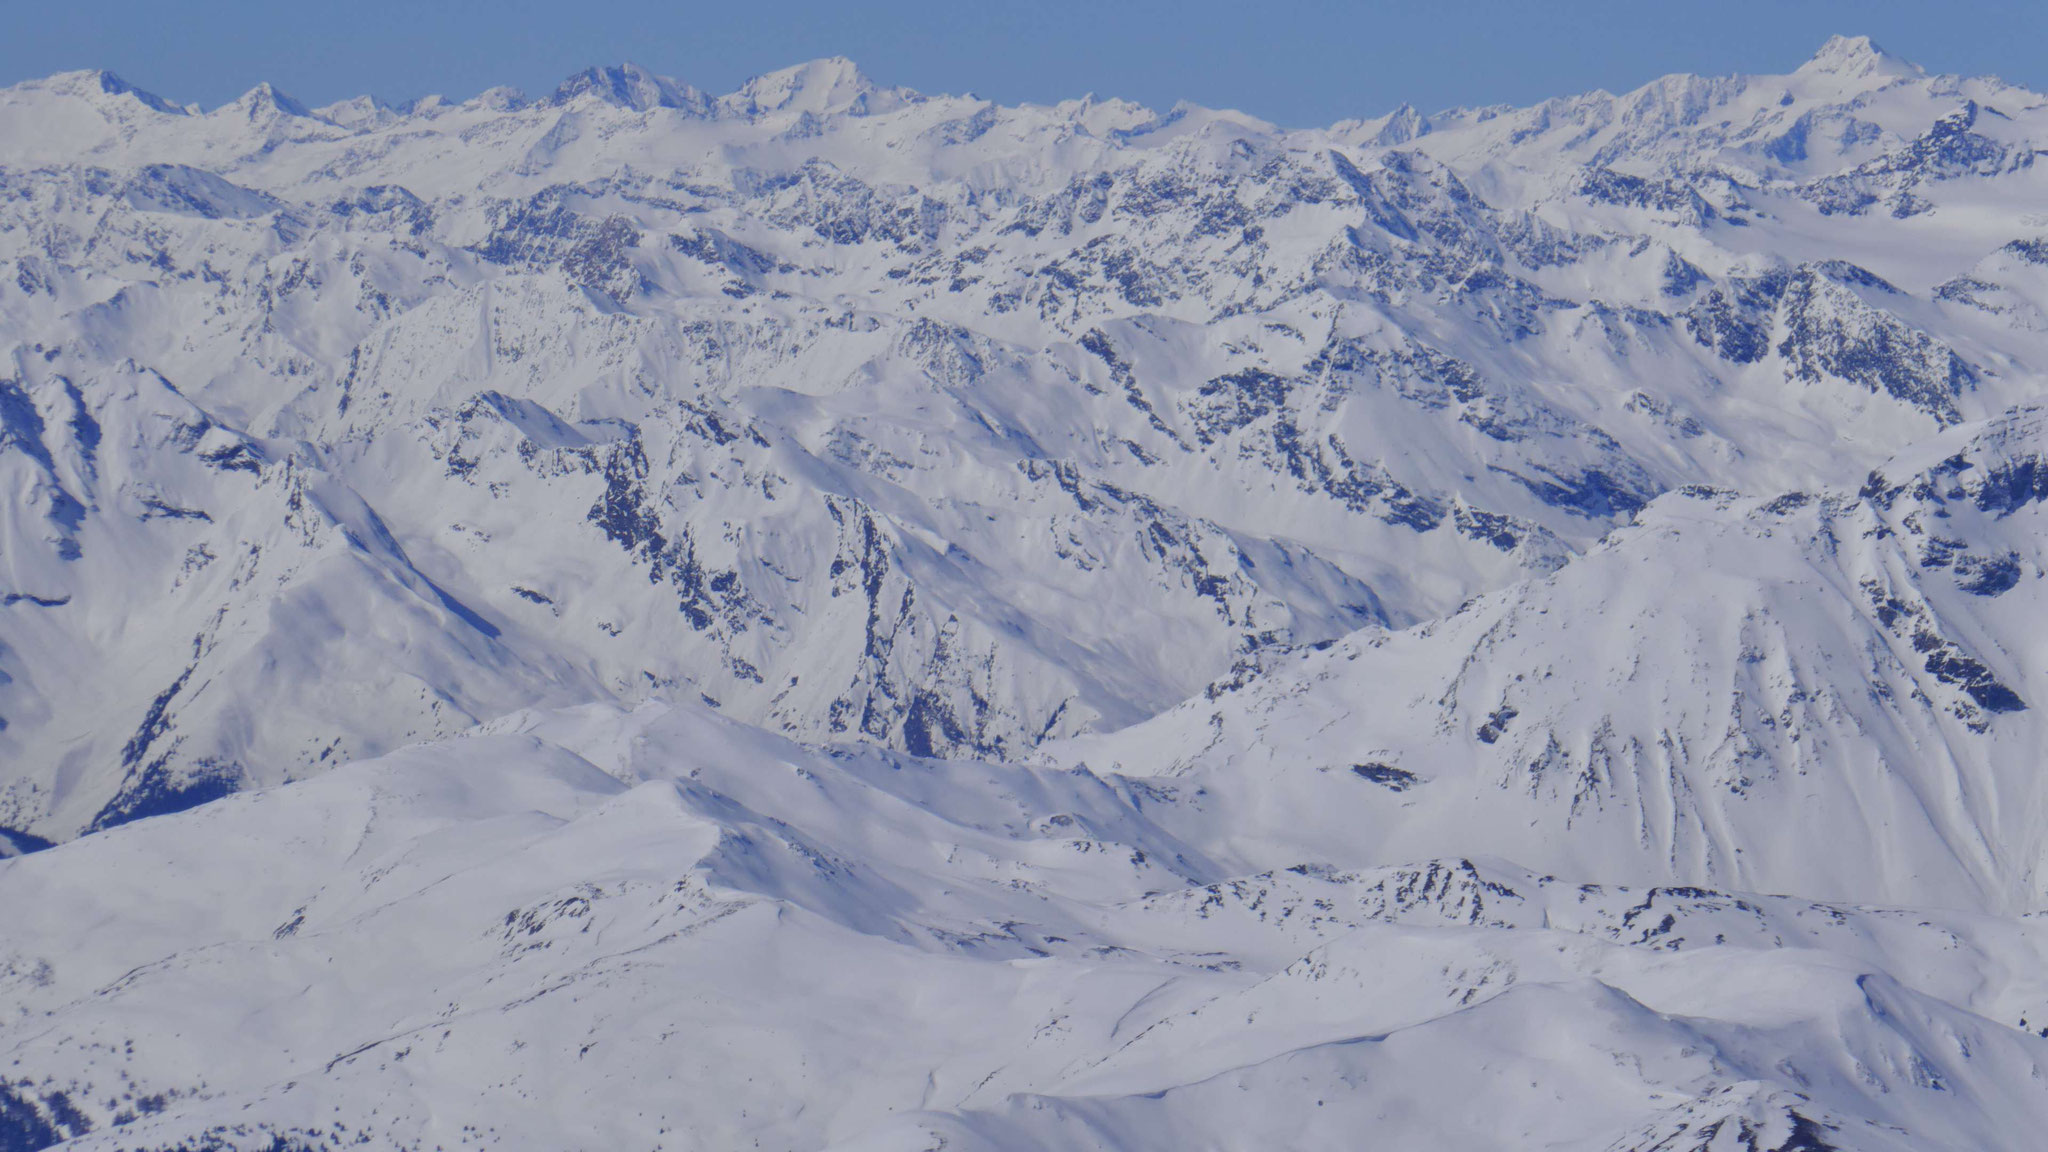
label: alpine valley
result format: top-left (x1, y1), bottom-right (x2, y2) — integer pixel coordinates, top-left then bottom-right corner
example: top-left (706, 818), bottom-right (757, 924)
top-left (3, 33), bottom-right (2048, 1151)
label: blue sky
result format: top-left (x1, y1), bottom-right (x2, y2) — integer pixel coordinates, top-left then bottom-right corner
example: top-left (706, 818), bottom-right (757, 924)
top-left (8, 0), bottom-right (2044, 125)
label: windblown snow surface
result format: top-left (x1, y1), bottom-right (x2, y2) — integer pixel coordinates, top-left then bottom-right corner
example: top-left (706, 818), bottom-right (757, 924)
top-left (4, 33), bottom-right (2048, 1151)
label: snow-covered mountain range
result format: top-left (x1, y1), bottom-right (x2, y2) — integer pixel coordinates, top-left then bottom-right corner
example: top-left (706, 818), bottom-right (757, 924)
top-left (5, 33), bottom-right (2048, 1151)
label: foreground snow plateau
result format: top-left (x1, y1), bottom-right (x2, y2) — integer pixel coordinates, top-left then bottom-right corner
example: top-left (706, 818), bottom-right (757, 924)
top-left (5, 32), bottom-right (2048, 1151)
top-left (6, 702), bottom-right (2048, 1150)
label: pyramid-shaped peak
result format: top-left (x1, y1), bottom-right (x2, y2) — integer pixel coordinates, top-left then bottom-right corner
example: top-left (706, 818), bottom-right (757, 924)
top-left (1797, 34), bottom-right (1923, 81)
top-left (1373, 102), bottom-right (1430, 146)
top-left (551, 63), bottom-right (707, 112)
top-left (221, 81), bottom-right (314, 119)
top-left (724, 57), bottom-right (907, 118)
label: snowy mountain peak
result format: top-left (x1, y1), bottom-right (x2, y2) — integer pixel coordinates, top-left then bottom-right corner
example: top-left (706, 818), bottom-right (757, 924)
top-left (313, 93), bottom-right (404, 130)
top-left (1339, 101), bottom-right (1432, 147)
top-left (550, 62), bottom-right (708, 113)
top-left (218, 80), bottom-right (315, 120)
top-left (722, 55), bottom-right (908, 118)
top-left (28, 68), bottom-right (185, 115)
top-left (464, 84), bottom-right (528, 112)
top-left (1050, 91), bottom-right (1160, 136)
top-left (1797, 33), bottom-right (1924, 82)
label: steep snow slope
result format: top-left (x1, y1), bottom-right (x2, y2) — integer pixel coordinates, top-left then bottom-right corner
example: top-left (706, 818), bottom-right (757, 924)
top-left (1052, 405), bottom-right (2048, 911)
top-left (6, 37), bottom-right (2048, 838)
top-left (5, 703), bottom-right (2048, 1151)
